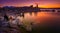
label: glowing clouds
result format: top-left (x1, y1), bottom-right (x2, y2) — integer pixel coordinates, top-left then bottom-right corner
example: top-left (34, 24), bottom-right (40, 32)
top-left (0, 0), bottom-right (60, 8)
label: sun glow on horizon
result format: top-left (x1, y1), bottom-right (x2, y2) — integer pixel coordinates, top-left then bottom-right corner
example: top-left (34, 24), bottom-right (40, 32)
top-left (0, 3), bottom-right (60, 8)
top-left (38, 3), bottom-right (60, 8)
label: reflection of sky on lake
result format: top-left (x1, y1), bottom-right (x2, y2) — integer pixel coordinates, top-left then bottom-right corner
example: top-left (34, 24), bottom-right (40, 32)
top-left (0, 11), bottom-right (60, 27)
top-left (22, 12), bottom-right (60, 26)
top-left (23, 12), bottom-right (60, 24)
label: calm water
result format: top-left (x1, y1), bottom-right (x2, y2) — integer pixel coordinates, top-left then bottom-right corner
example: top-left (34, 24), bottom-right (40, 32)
top-left (22, 12), bottom-right (60, 33)
top-left (0, 11), bottom-right (60, 33)
top-left (1, 11), bottom-right (60, 27)
top-left (22, 12), bottom-right (60, 24)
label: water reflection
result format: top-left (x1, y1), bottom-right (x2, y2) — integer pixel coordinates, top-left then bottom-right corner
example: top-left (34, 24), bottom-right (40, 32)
top-left (0, 11), bottom-right (60, 33)
top-left (23, 12), bottom-right (60, 33)
top-left (23, 12), bottom-right (60, 24)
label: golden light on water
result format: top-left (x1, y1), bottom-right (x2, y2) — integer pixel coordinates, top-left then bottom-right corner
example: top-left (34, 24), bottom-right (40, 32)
top-left (21, 12), bottom-right (60, 24)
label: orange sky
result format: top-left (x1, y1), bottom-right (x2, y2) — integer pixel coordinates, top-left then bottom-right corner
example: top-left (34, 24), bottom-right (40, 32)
top-left (0, 0), bottom-right (60, 8)
top-left (39, 4), bottom-right (60, 8)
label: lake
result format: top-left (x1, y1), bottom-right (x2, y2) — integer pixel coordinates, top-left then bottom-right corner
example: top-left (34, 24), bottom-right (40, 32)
top-left (21, 12), bottom-right (60, 33)
top-left (0, 11), bottom-right (60, 33)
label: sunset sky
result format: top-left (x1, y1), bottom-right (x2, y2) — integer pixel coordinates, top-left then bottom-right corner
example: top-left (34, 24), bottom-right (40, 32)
top-left (0, 0), bottom-right (60, 8)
